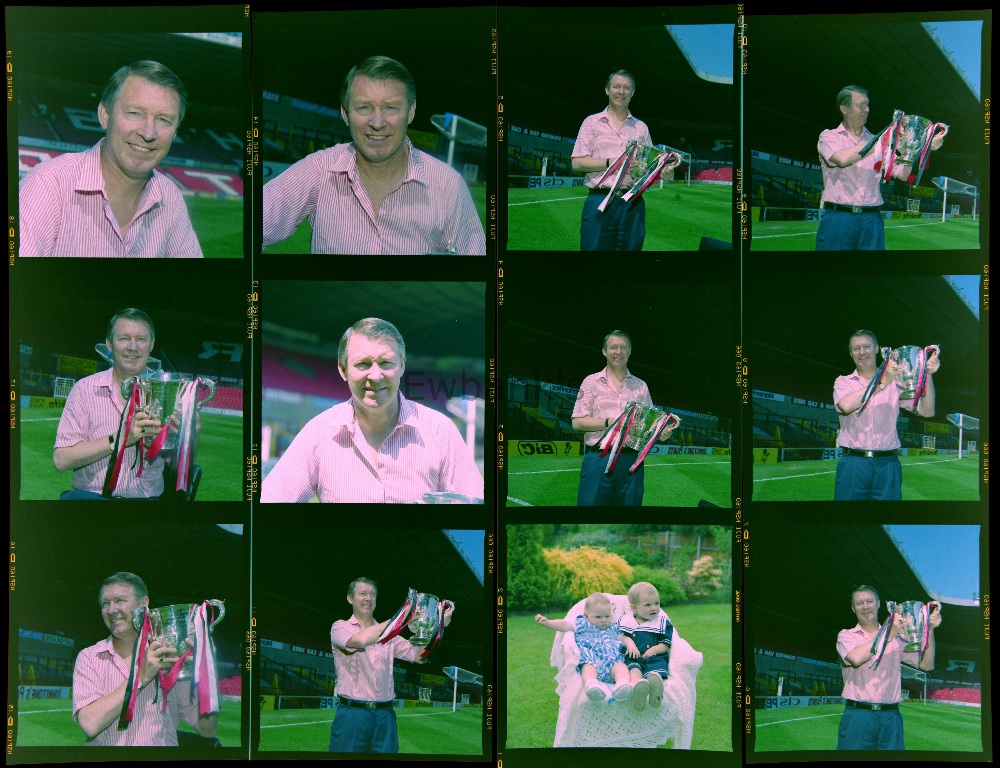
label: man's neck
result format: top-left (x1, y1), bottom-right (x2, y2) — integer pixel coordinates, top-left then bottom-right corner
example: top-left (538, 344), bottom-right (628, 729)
top-left (354, 611), bottom-right (376, 629)
top-left (607, 365), bottom-right (628, 383)
top-left (607, 104), bottom-right (629, 123)
top-left (112, 633), bottom-right (137, 659)
top-left (100, 143), bottom-right (148, 206)
top-left (354, 397), bottom-right (402, 448)
top-left (356, 141), bottom-right (409, 186)
top-left (844, 121), bottom-right (866, 140)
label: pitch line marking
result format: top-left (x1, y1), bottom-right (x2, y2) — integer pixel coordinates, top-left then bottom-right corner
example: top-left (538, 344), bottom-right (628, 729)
top-left (260, 709), bottom-right (460, 728)
top-left (753, 457), bottom-right (963, 482)
top-left (506, 496), bottom-right (535, 506)
top-left (16, 707), bottom-right (73, 715)
top-left (753, 220), bottom-right (955, 240)
top-left (508, 196), bottom-right (583, 206)
top-left (756, 712), bottom-right (841, 727)
top-left (511, 461), bottom-right (728, 476)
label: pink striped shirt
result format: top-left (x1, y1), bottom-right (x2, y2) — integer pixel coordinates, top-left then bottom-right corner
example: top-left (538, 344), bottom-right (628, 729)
top-left (834, 371), bottom-right (915, 451)
top-left (260, 394), bottom-right (483, 503)
top-left (73, 636), bottom-right (201, 745)
top-left (571, 107), bottom-right (652, 189)
top-left (18, 140), bottom-right (203, 258)
top-left (837, 625), bottom-right (919, 704)
top-left (262, 138), bottom-right (486, 255)
top-left (55, 368), bottom-right (164, 498)
top-left (818, 123), bottom-right (883, 207)
top-left (572, 367), bottom-right (654, 447)
top-left (330, 616), bottom-right (423, 701)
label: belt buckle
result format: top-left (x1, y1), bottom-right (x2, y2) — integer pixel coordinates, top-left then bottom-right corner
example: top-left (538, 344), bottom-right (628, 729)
top-left (365, 701), bottom-right (377, 710)
top-left (851, 205), bottom-right (863, 214)
top-left (871, 703), bottom-right (882, 711)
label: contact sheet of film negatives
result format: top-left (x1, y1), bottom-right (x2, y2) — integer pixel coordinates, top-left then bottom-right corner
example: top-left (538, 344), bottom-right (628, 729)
top-left (4, 3), bottom-right (991, 767)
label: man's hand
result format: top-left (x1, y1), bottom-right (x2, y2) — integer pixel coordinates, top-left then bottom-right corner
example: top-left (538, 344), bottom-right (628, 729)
top-left (930, 124), bottom-right (949, 151)
top-left (127, 408), bottom-right (163, 448)
top-left (925, 346), bottom-right (941, 375)
top-left (442, 601), bottom-right (455, 628)
top-left (657, 424), bottom-right (676, 443)
top-left (928, 601), bottom-right (943, 628)
top-left (140, 639), bottom-right (179, 686)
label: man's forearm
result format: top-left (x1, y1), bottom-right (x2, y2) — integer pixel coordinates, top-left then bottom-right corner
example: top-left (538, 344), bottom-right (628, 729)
top-left (346, 619), bottom-right (391, 649)
top-left (918, 630), bottom-right (936, 671)
top-left (76, 679), bottom-right (131, 740)
top-left (192, 712), bottom-right (219, 739)
top-left (916, 374), bottom-right (936, 418)
top-left (54, 437), bottom-right (114, 473)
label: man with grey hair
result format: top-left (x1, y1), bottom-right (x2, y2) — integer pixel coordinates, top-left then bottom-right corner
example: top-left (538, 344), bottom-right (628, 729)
top-left (19, 60), bottom-right (203, 257)
top-left (816, 85), bottom-right (947, 251)
top-left (571, 69), bottom-right (679, 251)
top-left (571, 330), bottom-right (675, 505)
top-left (261, 317), bottom-right (483, 503)
top-left (836, 584), bottom-right (940, 749)
top-left (262, 55), bottom-right (485, 255)
top-left (833, 328), bottom-right (940, 500)
top-left (328, 577), bottom-right (454, 753)
top-left (72, 571), bottom-right (219, 745)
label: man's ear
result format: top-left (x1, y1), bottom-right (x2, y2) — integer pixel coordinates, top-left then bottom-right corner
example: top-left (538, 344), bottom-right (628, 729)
top-left (98, 101), bottom-right (110, 130)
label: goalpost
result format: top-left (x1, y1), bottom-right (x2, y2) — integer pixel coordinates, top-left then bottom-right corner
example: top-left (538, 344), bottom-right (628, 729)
top-left (932, 177), bottom-right (978, 222)
top-left (947, 413), bottom-right (980, 459)
top-left (443, 665), bottom-right (484, 713)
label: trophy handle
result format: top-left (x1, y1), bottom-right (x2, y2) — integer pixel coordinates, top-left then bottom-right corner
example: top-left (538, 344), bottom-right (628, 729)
top-left (132, 606), bottom-right (147, 630)
top-left (121, 376), bottom-right (138, 401)
top-left (196, 378), bottom-right (217, 408)
top-left (208, 599), bottom-right (225, 630)
top-left (664, 413), bottom-right (682, 430)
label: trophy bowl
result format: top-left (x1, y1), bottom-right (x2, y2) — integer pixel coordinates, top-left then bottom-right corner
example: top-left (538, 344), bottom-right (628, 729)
top-left (122, 372), bottom-right (216, 450)
top-left (895, 114), bottom-right (933, 163)
top-left (408, 593), bottom-right (442, 646)
top-left (896, 600), bottom-right (928, 652)
top-left (881, 345), bottom-right (931, 401)
top-left (622, 403), bottom-right (681, 451)
top-left (133, 600), bottom-right (225, 678)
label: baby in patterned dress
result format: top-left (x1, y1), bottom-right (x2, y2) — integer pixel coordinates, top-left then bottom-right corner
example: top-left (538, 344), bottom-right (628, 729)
top-left (536, 592), bottom-right (633, 702)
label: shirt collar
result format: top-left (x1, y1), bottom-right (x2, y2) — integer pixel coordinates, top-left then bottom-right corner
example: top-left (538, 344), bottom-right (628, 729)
top-left (599, 365), bottom-right (635, 382)
top-left (834, 122), bottom-right (873, 141)
top-left (75, 139), bottom-right (164, 204)
top-left (332, 137), bottom-right (427, 188)
top-left (599, 105), bottom-right (636, 126)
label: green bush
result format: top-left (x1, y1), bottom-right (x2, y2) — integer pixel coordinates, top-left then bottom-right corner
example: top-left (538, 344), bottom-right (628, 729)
top-left (630, 565), bottom-right (686, 606)
top-left (506, 525), bottom-right (552, 611)
top-left (542, 546), bottom-right (633, 608)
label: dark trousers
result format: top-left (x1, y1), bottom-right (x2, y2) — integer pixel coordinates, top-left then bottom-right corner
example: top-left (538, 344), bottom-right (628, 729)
top-left (577, 448), bottom-right (645, 506)
top-left (837, 705), bottom-right (904, 750)
top-left (816, 210), bottom-right (885, 250)
top-left (328, 705), bottom-right (398, 753)
top-left (580, 193), bottom-right (646, 251)
top-left (834, 455), bottom-right (902, 501)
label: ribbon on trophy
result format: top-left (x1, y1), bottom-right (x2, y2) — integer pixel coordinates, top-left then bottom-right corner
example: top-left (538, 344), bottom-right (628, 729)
top-left (593, 140), bottom-right (680, 213)
top-left (193, 601), bottom-right (221, 716)
top-left (857, 344), bottom-right (939, 415)
top-left (860, 110), bottom-right (948, 186)
top-left (171, 379), bottom-right (202, 493)
top-left (869, 600), bottom-right (936, 668)
top-left (119, 607), bottom-right (154, 729)
top-left (378, 588), bottom-right (452, 658)
top-left (868, 600), bottom-right (898, 669)
top-left (103, 383), bottom-right (144, 498)
top-left (599, 402), bottom-right (681, 473)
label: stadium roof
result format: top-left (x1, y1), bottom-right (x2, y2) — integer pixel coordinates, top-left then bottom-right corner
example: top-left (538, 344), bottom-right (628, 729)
top-left (747, 15), bottom-right (985, 186)
top-left (253, 524), bottom-right (489, 673)
top-left (747, 273), bottom-right (981, 418)
top-left (502, 8), bottom-right (736, 142)
top-left (748, 524), bottom-right (983, 661)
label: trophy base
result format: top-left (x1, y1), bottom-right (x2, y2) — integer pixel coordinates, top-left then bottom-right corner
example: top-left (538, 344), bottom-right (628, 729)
top-left (410, 636), bottom-right (434, 646)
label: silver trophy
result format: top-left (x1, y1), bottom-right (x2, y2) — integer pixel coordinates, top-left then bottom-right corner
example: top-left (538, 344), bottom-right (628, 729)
top-left (134, 600), bottom-right (225, 679)
top-left (408, 593), bottom-right (443, 646)
top-left (880, 345), bottom-right (937, 402)
top-left (622, 403), bottom-right (681, 450)
top-left (122, 372), bottom-right (216, 451)
top-left (895, 114), bottom-right (935, 163)
top-left (896, 600), bottom-right (929, 653)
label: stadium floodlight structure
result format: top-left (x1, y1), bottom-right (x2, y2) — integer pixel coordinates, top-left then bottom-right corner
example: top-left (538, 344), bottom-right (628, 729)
top-left (443, 665), bottom-right (483, 713)
top-left (431, 112), bottom-right (487, 170)
top-left (947, 413), bottom-right (979, 459)
top-left (932, 177), bottom-right (978, 222)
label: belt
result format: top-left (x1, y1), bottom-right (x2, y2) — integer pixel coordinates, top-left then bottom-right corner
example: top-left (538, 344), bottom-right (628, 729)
top-left (842, 448), bottom-right (898, 458)
top-left (589, 187), bottom-right (626, 197)
top-left (338, 696), bottom-right (394, 710)
top-left (844, 700), bottom-right (899, 712)
top-left (826, 203), bottom-right (881, 214)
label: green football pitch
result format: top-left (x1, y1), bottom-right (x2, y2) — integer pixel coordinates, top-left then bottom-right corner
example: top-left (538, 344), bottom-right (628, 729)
top-left (263, 181), bottom-right (490, 254)
top-left (753, 700), bottom-right (983, 752)
top-left (187, 196), bottom-right (244, 259)
top-left (506, 453), bottom-right (731, 507)
top-left (506, 183), bottom-right (732, 250)
top-left (750, 215), bottom-right (980, 251)
top-left (505, 605), bottom-right (732, 751)
top-left (15, 698), bottom-right (244, 747)
top-left (18, 407), bottom-right (245, 501)
top-left (751, 454), bottom-right (980, 501)
top-left (258, 704), bottom-right (483, 754)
